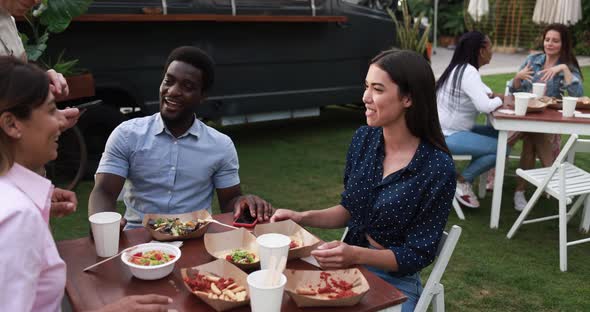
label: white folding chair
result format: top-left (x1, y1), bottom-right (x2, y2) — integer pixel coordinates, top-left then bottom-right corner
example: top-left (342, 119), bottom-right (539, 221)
top-left (505, 80), bottom-right (512, 96)
top-left (507, 134), bottom-right (590, 271)
top-left (350, 225), bottom-right (462, 312)
top-left (565, 137), bottom-right (590, 234)
top-left (451, 155), bottom-right (488, 220)
top-left (414, 225), bottom-right (462, 312)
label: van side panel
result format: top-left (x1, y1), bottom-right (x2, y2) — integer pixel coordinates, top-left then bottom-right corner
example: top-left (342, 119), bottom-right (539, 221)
top-left (44, 0), bottom-right (395, 119)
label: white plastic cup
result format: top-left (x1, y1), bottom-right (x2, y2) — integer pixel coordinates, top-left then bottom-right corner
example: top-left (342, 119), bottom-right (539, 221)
top-left (562, 97), bottom-right (578, 117)
top-left (247, 270), bottom-right (287, 312)
top-left (514, 92), bottom-right (534, 116)
top-left (256, 233), bottom-right (291, 270)
top-left (532, 83), bottom-right (546, 98)
top-left (89, 212), bottom-right (122, 257)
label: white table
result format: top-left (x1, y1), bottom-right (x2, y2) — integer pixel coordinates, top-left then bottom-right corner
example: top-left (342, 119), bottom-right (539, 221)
top-left (489, 105), bottom-right (590, 229)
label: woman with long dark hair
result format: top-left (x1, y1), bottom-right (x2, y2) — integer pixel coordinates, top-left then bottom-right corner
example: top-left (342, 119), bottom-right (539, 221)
top-left (436, 31), bottom-right (504, 209)
top-left (1, 0), bottom-right (81, 218)
top-left (0, 57), bottom-right (172, 311)
top-left (510, 23), bottom-right (584, 211)
top-left (271, 49), bottom-right (456, 312)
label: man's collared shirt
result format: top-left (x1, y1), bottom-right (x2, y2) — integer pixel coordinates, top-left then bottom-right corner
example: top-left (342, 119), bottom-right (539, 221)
top-left (97, 113), bottom-right (240, 229)
top-left (341, 126), bottom-right (455, 276)
top-left (0, 163), bottom-right (66, 312)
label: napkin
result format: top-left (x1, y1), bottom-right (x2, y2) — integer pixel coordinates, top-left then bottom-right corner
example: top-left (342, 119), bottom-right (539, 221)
top-left (558, 110), bottom-right (582, 116)
top-left (496, 109), bottom-right (515, 115)
top-left (300, 255), bottom-right (321, 268)
top-left (574, 112), bottom-right (590, 119)
top-left (150, 240), bottom-right (184, 248)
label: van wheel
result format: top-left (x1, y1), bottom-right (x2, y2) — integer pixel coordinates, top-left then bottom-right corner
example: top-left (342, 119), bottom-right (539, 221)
top-left (46, 125), bottom-right (87, 190)
top-left (77, 105), bottom-right (128, 179)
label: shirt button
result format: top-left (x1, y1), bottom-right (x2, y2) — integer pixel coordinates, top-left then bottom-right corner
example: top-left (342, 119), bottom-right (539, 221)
top-left (171, 166), bottom-right (176, 171)
top-left (168, 191), bottom-right (171, 194)
top-left (173, 141), bottom-right (178, 145)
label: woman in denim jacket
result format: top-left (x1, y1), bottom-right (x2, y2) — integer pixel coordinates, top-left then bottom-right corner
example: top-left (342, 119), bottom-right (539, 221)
top-left (509, 23), bottom-right (584, 211)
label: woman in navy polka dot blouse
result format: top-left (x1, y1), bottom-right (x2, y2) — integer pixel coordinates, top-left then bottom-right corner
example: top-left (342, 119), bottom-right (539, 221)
top-left (272, 49), bottom-right (456, 312)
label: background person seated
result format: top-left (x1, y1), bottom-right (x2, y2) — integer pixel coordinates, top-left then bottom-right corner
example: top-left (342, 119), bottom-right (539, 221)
top-left (509, 23), bottom-right (584, 211)
top-left (436, 31), bottom-right (505, 209)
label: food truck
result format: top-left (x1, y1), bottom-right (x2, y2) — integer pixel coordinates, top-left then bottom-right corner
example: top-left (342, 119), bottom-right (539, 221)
top-left (48, 0), bottom-right (396, 125)
top-left (37, 0), bottom-right (396, 181)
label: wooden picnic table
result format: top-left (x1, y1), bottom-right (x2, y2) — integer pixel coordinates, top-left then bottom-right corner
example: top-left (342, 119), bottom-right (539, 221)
top-left (57, 213), bottom-right (406, 311)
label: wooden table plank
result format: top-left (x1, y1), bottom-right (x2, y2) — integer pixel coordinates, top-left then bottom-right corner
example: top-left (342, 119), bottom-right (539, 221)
top-left (57, 213), bottom-right (406, 311)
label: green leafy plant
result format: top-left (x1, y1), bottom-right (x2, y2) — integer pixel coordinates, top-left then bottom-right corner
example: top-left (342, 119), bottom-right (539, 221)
top-left (438, 1), bottom-right (465, 37)
top-left (408, 0), bottom-right (434, 27)
top-left (41, 50), bottom-right (85, 77)
top-left (572, 0), bottom-right (590, 56)
top-left (19, 0), bottom-right (92, 64)
top-left (388, 0), bottom-right (430, 55)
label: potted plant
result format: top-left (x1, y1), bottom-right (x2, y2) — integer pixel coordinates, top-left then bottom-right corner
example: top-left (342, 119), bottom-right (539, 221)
top-left (19, 0), bottom-right (94, 102)
top-left (43, 50), bottom-right (95, 102)
top-left (437, 1), bottom-right (465, 47)
top-left (387, 0), bottom-right (430, 58)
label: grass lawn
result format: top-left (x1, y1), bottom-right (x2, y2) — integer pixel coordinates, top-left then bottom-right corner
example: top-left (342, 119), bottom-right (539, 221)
top-left (50, 68), bottom-right (590, 311)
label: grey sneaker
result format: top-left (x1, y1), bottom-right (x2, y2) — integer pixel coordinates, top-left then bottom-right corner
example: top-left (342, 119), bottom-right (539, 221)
top-left (514, 191), bottom-right (528, 212)
top-left (456, 182), bottom-right (480, 208)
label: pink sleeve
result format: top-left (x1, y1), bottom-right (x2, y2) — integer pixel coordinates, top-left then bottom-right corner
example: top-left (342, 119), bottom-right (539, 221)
top-left (0, 203), bottom-right (45, 312)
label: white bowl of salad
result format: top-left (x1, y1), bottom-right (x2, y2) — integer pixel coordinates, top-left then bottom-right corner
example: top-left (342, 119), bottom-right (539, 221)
top-left (121, 243), bottom-right (181, 280)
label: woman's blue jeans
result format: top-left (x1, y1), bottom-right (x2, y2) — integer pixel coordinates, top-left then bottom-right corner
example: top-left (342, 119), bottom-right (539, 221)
top-left (366, 266), bottom-right (422, 312)
top-left (445, 125), bottom-right (510, 183)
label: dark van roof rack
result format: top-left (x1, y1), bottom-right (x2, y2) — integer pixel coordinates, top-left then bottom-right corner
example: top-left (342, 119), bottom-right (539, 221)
top-left (73, 14), bottom-right (347, 23)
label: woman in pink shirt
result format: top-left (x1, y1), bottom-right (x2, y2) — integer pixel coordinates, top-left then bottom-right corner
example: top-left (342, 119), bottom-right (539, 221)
top-left (0, 57), bottom-right (172, 311)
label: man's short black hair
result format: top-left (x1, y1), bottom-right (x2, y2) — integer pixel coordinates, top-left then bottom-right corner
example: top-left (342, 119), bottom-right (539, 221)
top-left (164, 46), bottom-right (215, 93)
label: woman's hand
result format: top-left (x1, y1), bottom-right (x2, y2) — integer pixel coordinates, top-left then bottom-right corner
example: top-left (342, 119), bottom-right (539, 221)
top-left (270, 209), bottom-right (303, 223)
top-left (47, 69), bottom-right (69, 100)
top-left (515, 62), bottom-right (534, 82)
top-left (310, 240), bottom-right (358, 269)
top-left (50, 188), bottom-right (77, 217)
top-left (538, 64), bottom-right (565, 82)
top-left (59, 107), bottom-right (81, 131)
top-left (490, 93), bottom-right (504, 101)
top-left (96, 294), bottom-right (172, 312)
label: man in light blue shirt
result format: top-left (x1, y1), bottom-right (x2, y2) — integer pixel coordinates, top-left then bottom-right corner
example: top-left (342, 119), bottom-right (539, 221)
top-left (89, 46), bottom-right (273, 229)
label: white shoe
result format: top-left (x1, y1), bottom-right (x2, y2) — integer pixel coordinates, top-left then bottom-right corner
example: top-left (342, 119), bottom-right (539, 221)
top-left (456, 182), bottom-right (480, 208)
top-left (514, 191), bottom-right (527, 212)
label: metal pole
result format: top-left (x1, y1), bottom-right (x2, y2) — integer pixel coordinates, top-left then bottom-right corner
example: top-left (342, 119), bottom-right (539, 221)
top-left (434, 0), bottom-right (438, 52)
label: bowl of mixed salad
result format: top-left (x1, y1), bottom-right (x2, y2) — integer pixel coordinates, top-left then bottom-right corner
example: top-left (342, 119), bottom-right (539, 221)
top-left (143, 211), bottom-right (211, 241)
top-left (121, 242), bottom-right (181, 280)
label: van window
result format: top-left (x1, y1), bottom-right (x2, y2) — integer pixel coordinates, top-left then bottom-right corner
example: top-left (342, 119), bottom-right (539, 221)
top-left (342, 0), bottom-right (394, 11)
top-left (213, 0), bottom-right (324, 8)
top-left (212, 0), bottom-right (327, 15)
